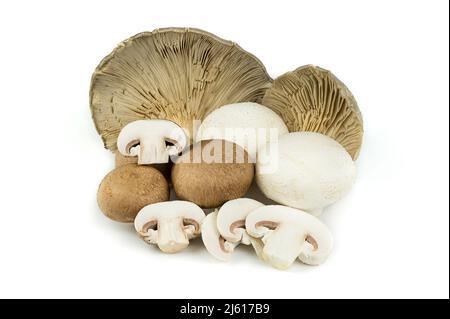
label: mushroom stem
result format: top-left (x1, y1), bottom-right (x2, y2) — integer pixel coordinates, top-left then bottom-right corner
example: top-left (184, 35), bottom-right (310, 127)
top-left (157, 217), bottom-right (189, 253)
top-left (261, 228), bottom-right (304, 270)
top-left (248, 236), bottom-right (264, 260)
top-left (139, 138), bottom-right (168, 164)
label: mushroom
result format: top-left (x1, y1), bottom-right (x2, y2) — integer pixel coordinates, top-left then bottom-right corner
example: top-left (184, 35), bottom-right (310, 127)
top-left (256, 132), bottom-right (356, 216)
top-left (134, 201), bottom-right (205, 253)
top-left (117, 119), bottom-right (188, 164)
top-left (262, 65), bottom-right (363, 160)
top-left (201, 198), bottom-right (264, 261)
top-left (115, 151), bottom-right (172, 181)
top-left (115, 151), bottom-right (138, 167)
top-left (172, 140), bottom-right (254, 208)
top-left (245, 205), bottom-right (333, 269)
top-left (97, 164), bottom-right (169, 222)
top-left (90, 28), bottom-right (271, 151)
top-left (196, 102), bottom-right (288, 160)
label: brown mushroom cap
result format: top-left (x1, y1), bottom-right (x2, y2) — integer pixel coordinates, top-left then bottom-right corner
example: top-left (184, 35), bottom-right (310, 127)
top-left (114, 151), bottom-right (172, 181)
top-left (262, 65), bottom-right (363, 160)
top-left (171, 140), bottom-right (254, 208)
top-left (90, 28), bottom-right (272, 151)
top-left (97, 164), bottom-right (169, 222)
top-left (114, 151), bottom-right (138, 167)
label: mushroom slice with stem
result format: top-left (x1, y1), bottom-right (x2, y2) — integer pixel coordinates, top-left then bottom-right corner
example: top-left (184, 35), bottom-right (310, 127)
top-left (117, 119), bottom-right (188, 164)
top-left (202, 198), bottom-right (264, 261)
top-left (134, 201), bottom-right (205, 253)
top-left (201, 211), bottom-right (237, 261)
top-left (217, 198), bottom-right (264, 245)
top-left (246, 205), bottom-right (333, 270)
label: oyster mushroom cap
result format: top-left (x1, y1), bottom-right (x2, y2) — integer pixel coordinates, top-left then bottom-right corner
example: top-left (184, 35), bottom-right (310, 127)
top-left (245, 205), bottom-right (333, 269)
top-left (117, 119), bottom-right (188, 164)
top-left (262, 64), bottom-right (363, 160)
top-left (256, 132), bottom-right (356, 215)
top-left (216, 198), bottom-right (265, 244)
top-left (134, 200), bottom-right (205, 253)
top-left (90, 28), bottom-right (272, 151)
top-left (196, 102), bottom-right (288, 160)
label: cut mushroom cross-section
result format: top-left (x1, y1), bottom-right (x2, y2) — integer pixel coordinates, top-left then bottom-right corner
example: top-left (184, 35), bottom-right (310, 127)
top-left (246, 205), bottom-right (333, 270)
top-left (201, 198), bottom-right (264, 261)
top-left (117, 119), bottom-right (188, 164)
top-left (134, 201), bottom-right (205, 253)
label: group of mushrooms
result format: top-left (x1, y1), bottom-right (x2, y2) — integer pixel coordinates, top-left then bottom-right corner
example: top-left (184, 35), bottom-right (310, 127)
top-left (90, 28), bottom-right (363, 270)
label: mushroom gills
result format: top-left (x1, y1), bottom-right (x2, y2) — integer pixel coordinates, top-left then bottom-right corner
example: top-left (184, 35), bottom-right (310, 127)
top-left (262, 64), bottom-right (363, 160)
top-left (90, 28), bottom-right (272, 151)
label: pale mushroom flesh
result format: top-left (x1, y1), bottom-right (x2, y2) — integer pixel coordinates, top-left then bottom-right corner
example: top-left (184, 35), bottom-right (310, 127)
top-left (201, 198), bottom-right (265, 261)
top-left (246, 205), bottom-right (333, 269)
top-left (117, 119), bottom-right (188, 164)
top-left (134, 201), bottom-right (205, 253)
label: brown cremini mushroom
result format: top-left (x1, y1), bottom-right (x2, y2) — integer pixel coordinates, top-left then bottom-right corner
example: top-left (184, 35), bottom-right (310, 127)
top-left (97, 164), bottom-right (169, 222)
top-left (90, 28), bottom-right (272, 151)
top-left (262, 65), bottom-right (363, 159)
top-left (171, 140), bottom-right (254, 208)
top-left (114, 151), bottom-right (172, 181)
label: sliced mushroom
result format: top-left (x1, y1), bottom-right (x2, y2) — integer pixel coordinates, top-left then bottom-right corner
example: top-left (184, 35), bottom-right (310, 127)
top-left (201, 198), bottom-right (264, 261)
top-left (217, 198), bottom-right (264, 244)
top-left (201, 211), bottom-right (237, 261)
top-left (246, 205), bottom-right (333, 270)
top-left (134, 201), bottom-right (205, 253)
top-left (262, 65), bottom-right (363, 160)
top-left (117, 119), bottom-right (187, 164)
top-left (90, 28), bottom-right (271, 151)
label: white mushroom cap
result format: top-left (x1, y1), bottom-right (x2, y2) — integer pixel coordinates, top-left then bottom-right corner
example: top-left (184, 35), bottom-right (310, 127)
top-left (117, 119), bottom-right (188, 164)
top-left (256, 132), bottom-right (357, 215)
top-left (196, 102), bottom-right (288, 161)
top-left (246, 205), bottom-right (333, 269)
top-left (216, 198), bottom-right (264, 244)
top-left (201, 199), bottom-right (265, 261)
top-left (134, 201), bottom-right (205, 253)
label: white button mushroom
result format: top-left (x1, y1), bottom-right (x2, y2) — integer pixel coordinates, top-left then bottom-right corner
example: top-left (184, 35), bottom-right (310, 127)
top-left (117, 119), bottom-right (188, 164)
top-left (245, 205), bottom-right (333, 270)
top-left (134, 201), bottom-right (205, 253)
top-left (256, 132), bottom-right (357, 215)
top-left (201, 198), bottom-right (264, 261)
top-left (196, 102), bottom-right (289, 161)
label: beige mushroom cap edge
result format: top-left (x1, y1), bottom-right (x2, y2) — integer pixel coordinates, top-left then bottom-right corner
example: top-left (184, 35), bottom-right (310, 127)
top-left (90, 27), bottom-right (272, 151)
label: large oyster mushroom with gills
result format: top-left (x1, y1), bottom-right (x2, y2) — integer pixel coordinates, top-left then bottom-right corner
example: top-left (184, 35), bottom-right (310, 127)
top-left (262, 65), bottom-right (363, 160)
top-left (90, 27), bottom-right (272, 151)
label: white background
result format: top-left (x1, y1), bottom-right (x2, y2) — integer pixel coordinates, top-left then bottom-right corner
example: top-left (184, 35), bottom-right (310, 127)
top-left (0, 0), bottom-right (448, 299)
